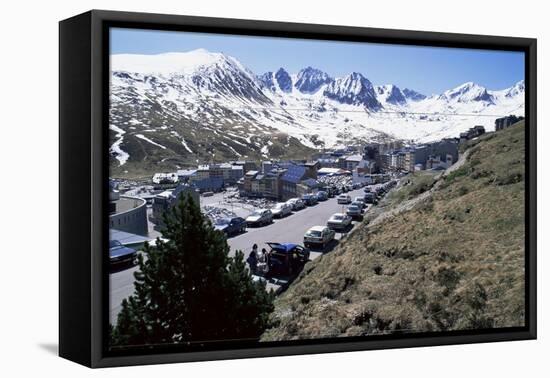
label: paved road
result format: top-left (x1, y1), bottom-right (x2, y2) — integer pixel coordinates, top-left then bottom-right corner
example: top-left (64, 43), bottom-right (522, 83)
top-left (109, 187), bottom-right (369, 324)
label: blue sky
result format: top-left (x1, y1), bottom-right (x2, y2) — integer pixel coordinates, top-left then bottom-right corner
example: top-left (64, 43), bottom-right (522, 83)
top-left (110, 28), bottom-right (524, 95)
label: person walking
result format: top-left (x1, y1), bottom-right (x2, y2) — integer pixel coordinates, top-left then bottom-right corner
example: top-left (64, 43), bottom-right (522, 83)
top-left (257, 247), bottom-right (269, 275)
top-left (247, 243), bottom-right (259, 274)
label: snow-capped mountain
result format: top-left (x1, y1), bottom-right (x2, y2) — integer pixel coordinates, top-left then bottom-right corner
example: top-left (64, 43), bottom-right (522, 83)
top-left (109, 48), bottom-right (525, 174)
top-left (376, 84), bottom-right (407, 106)
top-left (294, 67), bottom-right (333, 94)
top-left (323, 72), bottom-right (381, 110)
top-left (402, 88), bottom-right (427, 102)
top-left (438, 82), bottom-right (494, 104)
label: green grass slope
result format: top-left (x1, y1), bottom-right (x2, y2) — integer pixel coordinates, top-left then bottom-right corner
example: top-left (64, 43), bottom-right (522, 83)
top-left (262, 121), bottom-right (526, 341)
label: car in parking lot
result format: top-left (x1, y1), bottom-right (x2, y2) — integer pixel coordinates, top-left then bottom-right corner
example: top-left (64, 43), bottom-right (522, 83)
top-left (246, 209), bottom-right (273, 226)
top-left (327, 213), bottom-right (353, 231)
top-left (286, 197), bottom-right (305, 211)
top-left (351, 200), bottom-right (365, 211)
top-left (266, 242), bottom-right (310, 276)
top-left (364, 192), bottom-right (377, 204)
top-left (271, 202), bottom-right (292, 218)
top-left (302, 193), bottom-right (318, 206)
top-left (214, 217), bottom-right (246, 236)
top-left (337, 194), bottom-right (352, 204)
top-left (109, 240), bottom-right (138, 267)
top-left (354, 196), bottom-right (366, 207)
top-left (373, 185), bottom-right (385, 196)
top-left (304, 225), bottom-right (335, 249)
top-left (346, 204), bottom-right (363, 219)
top-left (315, 191), bottom-right (328, 201)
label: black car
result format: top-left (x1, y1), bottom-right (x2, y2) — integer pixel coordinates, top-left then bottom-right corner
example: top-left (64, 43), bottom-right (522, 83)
top-left (109, 240), bottom-right (138, 267)
top-left (214, 217), bottom-right (246, 236)
top-left (266, 242), bottom-right (310, 277)
top-left (316, 191), bottom-right (328, 201)
top-left (364, 192), bottom-right (378, 204)
top-left (302, 193), bottom-right (318, 206)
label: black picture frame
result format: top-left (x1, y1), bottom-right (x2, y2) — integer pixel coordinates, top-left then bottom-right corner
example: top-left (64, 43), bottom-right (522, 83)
top-left (59, 9), bottom-right (537, 368)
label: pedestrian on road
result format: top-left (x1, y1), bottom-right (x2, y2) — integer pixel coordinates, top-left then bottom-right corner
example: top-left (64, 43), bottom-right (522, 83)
top-left (246, 250), bottom-right (257, 274)
top-left (257, 248), bottom-right (269, 275)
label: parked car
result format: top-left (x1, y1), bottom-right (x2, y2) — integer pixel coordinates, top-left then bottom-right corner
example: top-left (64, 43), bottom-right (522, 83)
top-left (271, 202), bottom-right (292, 218)
top-left (327, 213), bottom-right (353, 231)
top-left (246, 209), bottom-right (273, 226)
top-left (202, 191), bottom-right (214, 197)
top-left (315, 191), bottom-right (328, 201)
top-left (364, 192), bottom-right (377, 204)
top-left (346, 204), bottom-right (363, 219)
top-left (109, 240), bottom-right (138, 267)
top-left (337, 194), bottom-right (352, 204)
top-left (286, 197), bottom-right (305, 211)
top-left (354, 196), bottom-right (367, 207)
top-left (266, 242), bottom-right (310, 277)
top-left (302, 193), bottom-right (318, 206)
top-left (304, 226), bottom-right (335, 249)
top-left (351, 200), bottom-right (365, 211)
top-left (214, 216), bottom-right (246, 236)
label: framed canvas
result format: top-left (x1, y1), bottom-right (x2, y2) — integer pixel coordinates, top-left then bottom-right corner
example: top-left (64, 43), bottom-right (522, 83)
top-left (59, 10), bottom-right (536, 368)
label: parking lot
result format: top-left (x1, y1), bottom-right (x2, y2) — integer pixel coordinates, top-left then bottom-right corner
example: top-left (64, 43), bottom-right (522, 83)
top-left (109, 186), bottom-right (375, 324)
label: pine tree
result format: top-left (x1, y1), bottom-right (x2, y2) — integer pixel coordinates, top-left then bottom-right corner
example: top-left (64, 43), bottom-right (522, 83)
top-left (111, 193), bottom-right (274, 347)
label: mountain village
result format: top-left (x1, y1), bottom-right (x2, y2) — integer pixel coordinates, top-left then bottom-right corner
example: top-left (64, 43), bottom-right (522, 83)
top-left (108, 112), bottom-right (522, 324)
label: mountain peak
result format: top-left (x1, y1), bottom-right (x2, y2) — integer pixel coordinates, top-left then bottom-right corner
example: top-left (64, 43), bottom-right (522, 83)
top-left (110, 48), bottom-right (238, 76)
top-left (440, 82), bottom-right (493, 103)
top-left (402, 88), bottom-right (426, 101)
top-left (324, 72), bottom-right (380, 109)
top-left (348, 71), bottom-right (366, 80)
top-left (375, 84), bottom-right (406, 105)
top-left (295, 67), bottom-right (333, 93)
top-left (275, 68), bottom-right (292, 92)
top-left (503, 80), bottom-right (525, 98)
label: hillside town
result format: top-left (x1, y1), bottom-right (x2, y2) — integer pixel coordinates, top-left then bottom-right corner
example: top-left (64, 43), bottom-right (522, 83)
top-left (108, 114), bottom-right (522, 323)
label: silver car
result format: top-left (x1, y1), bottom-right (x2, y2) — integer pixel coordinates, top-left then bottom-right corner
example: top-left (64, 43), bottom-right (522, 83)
top-left (271, 202), bottom-right (292, 218)
top-left (346, 205), bottom-right (363, 219)
top-left (304, 226), bottom-right (335, 249)
top-left (337, 194), bottom-right (352, 204)
top-left (246, 209), bottom-right (273, 226)
top-left (286, 198), bottom-right (305, 211)
top-left (327, 213), bottom-right (352, 231)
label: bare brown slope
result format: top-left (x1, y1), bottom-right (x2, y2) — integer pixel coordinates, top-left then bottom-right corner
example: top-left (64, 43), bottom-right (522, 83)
top-left (262, 122), bottom-right (525, 341)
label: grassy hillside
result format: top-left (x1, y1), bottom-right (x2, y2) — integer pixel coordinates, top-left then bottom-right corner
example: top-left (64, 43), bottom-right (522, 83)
top-left (262, 122), bottom-right (526, 341)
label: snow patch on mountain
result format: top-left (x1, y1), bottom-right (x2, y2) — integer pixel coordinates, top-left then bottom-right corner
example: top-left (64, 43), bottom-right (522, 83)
top-left (110, 125), bottom-right (129, 166)
top-left (135, 134), bottom-right (167, 149)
